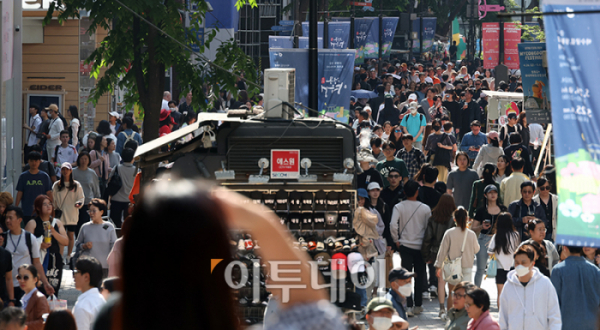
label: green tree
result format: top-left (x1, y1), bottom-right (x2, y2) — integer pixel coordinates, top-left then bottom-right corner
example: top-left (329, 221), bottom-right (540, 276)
top-left (45, 0), bottom-right (258, 180)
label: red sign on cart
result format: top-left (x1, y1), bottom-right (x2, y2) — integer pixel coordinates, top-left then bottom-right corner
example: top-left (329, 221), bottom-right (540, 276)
top-left (271, 150), bottom-right (300, 179)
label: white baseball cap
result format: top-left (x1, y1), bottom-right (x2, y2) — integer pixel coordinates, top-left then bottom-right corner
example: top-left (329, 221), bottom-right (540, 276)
top-left (347, 252), bottom-right (366, 274)
top-left (367, 182), bottom-right (381, 191)
top-left (108, 111), bottom-right (120, 118)
top-left (408, 93), bottom-right (418, 100)
top-left (425, 77), bottom-right (433, 84)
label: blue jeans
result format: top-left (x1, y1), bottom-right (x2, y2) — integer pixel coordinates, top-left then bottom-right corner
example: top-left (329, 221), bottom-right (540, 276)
top-left (474, 234), bottom-right (492, 287)
top-left (356, 288), bottom-right (368, 307)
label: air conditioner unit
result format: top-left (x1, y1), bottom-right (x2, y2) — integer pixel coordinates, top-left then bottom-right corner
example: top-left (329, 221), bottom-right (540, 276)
top-left (264, 68), bottom-right (295, 119)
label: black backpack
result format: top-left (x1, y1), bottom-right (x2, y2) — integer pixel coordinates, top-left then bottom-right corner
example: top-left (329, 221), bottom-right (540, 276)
top-left (3, 231), bottom-right (33, 264)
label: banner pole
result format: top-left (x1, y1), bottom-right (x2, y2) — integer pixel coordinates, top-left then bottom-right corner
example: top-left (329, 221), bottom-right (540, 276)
top-left (534, 123), bottom-right (552, 177)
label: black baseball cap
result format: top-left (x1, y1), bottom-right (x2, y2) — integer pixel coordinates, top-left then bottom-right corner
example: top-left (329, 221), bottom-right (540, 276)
top-left (471, 120), bottom-right (481, 127)
top-left (388, 267), bottom-right (415, 282)
top-left (507, 113), bottom-right (518, 120)
top-left (388, 168), bottom-right (401, 176)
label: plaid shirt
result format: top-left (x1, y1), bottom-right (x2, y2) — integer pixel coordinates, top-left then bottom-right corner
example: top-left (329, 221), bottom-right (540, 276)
top-left (264, 300), bottom-right (346, 330)
top-left (396, 147), bottom-right (426, 180)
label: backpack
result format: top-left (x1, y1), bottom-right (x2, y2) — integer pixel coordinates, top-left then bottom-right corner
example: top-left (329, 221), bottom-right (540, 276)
top-left (122, 131), bottom-right (138, 149)
top-left (3, 231), bottom-right (33, 264)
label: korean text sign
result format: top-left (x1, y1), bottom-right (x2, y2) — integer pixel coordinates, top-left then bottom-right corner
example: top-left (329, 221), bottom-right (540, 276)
top-left (271, 150), bottom-right (300, 179)
top-left (544, 0), bottom-right (600, 246)
top-left (518, 43), bottom-right (551, 124)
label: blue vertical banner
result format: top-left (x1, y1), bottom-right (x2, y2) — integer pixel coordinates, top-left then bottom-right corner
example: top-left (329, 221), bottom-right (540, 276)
top-left (302, 22), bottom-right (324, 38)
top-left (354, 18), bottom-right (379, 64)
top-left (270, 49), bottom-right (356, 123)
top-left (298, 37), bottom-right (324, 49)
top-left (381, 17), bottom-right (399, 58)
top-left (318, 50), bottom-right (355, 123)
top-left (517, 43), bottom-right (551, 124)
top-left (269, 36), bottom-right (294, 49)
top-left (328, 22), bottom-right (351, 49)
top-left (543, 0), bottom-right (600, 247)
top-left (269, 49), bottom-right (309, 109)
top-left (412, 18), bottom-right (437, 54)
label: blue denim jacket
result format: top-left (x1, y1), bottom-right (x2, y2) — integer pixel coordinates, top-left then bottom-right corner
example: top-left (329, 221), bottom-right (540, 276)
top-left (385, 288), bottom-right (407, 320)
top-left (459, 132), bottom-right (487, 159)
top-left (551, 256), bottom-right (600, 330)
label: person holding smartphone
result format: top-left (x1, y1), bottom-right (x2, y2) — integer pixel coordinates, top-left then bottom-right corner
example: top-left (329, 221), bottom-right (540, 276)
top-left (52, 163), bottom-right (85, 262)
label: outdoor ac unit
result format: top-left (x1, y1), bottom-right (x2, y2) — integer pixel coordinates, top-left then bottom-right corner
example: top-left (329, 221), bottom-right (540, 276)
top-left (264, 68), bottom-right (295, 119)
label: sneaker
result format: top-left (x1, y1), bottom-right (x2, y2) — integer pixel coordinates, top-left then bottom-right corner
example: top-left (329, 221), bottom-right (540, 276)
top-left (422, 291), bottom-right (430, 299)
top-left (413, 306), bottom-right (424, 315)
top-left (406, 307), bottom-right (414, 317)
top-left (429, 285), bottom-right (438, 296)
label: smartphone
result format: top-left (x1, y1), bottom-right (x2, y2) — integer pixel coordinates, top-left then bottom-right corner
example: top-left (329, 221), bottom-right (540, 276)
top-left (483, 219), bottom-right (491, 225)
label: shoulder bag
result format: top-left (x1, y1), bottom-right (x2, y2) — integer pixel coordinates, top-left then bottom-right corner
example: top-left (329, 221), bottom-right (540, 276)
top-left (443, 229), bottom-right (469, 285)
top-left (487, 254), bottom-right (498, 277)
top-left (105, 164), bottom-right (123, 197)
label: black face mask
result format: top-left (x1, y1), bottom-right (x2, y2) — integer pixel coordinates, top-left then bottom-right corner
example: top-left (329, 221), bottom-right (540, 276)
top-left (432, 125), bottom-right (441, 131)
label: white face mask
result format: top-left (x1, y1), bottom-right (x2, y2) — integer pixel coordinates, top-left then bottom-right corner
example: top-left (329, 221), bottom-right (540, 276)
top-left (397, 283), bottom-right (412, 297)
top-left (515, 265), bottom-right (531, 277)
top-left (371, 317), bottom-right (393, 330)
top-left (169, 107), bottom-right (177, 111)
top-left (410, 108), bottom-right (417, 114)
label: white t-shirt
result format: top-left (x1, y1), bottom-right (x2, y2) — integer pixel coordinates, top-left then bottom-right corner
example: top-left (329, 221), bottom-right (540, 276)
top-left (7, 231), bottom-right (41, 286)
top-left (161, 99), bottom-right (169, 110)
top-left (54, 145), bottom-right (79, 177)
top-left (487, 232), bottom-right (520, 270)
top-left (27, 114), bottom-right (42, 147)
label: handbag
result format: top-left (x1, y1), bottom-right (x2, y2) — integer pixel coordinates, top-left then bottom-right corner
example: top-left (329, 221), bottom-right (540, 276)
top-left (443, 229), bottom-right (469, 285)
top-left (105, 164), bottom-right (123, 197)
top-left (47, 295), bottom-right (68, 311)
top-left (487, 254), bottom-right (498, 277)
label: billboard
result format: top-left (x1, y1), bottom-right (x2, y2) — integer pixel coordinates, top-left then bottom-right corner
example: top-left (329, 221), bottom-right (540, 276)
top-left (518, 43), bottom-right (551, 124)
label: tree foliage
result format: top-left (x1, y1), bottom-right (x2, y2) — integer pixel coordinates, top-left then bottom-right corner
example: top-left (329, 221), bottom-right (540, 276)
top-left (44, 0), bottom-right (259, 169)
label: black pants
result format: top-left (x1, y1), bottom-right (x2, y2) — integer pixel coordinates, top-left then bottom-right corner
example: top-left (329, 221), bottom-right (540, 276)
top-left (425, 263), bottom-right (438, 288)
top-left (77, 205), bottom-right (90, 237)
top-left (110, 201), bottom-right (128, 228)
top-left (399, 245), bottom-right (426, 307)
top-left (13, 287), bottom-right (25, 307)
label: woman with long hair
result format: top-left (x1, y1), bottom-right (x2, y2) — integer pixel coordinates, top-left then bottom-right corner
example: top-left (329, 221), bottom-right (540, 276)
top-left (456, 66), bottom-right (470, 80)
top-left (483, 69), bottom-right (495, 91)
top-left (533, 177), bottom-right (558, 241)
top-left (24, 195), bottom-right (68, 295)
top-left (68, 105), bottom-right (80, 147)
top-left (517, 112), bottom-right (530, 152)
top-left (106, 138), bottom-right (121, 172)
top-left (89, 135), bottom-right (110, 199)
top-left (468, 163), bottom-right (500, 218)
top-left (486, 212), bottom-right (520, 308)
top-left (435, 207), bottom-right (480, 285)
top-left (72, 151), bottom-right (101, 235)
top-left (17, 264), bottom-right (49, 330)
top-left (98, 180), bottom-right (348, 330)
top-left (75, 198), bottom-right (117, 278)
top-left (519, 218), bottom-right (560, 275)
top-left (51, 162), bottom-right (84, 260)
top-left (472, 184), bottom-right (507, 287)
top-left (80, 133), bottom-right (96, 154)
top-left (422, 194), bottom-right (457, 319)
top-left (388, 126), bottom-right (403, 150)
top-left (494, 155), bottom-right (511, 184)
top-left (472, 131), bottom-right (504, 176)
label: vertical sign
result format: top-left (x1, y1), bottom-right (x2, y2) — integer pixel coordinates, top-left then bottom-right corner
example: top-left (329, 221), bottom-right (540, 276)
top-left (271, 150), bottom-right (300, 179)
top-left (422, 18), bottom-right (437, 53)
top-left (318, 49), bottom-right (355, 124)
top-left (518, 43), bottom-right (551, 123)
top-left (381, 17), bottom-right (399, 57)
top-left (354, 18), bottom-right (378, 63)
top-left (544, 0), bottom-right (600, 247)
top-left (2, 0), bottom-right (13, 82)
top-left (482, 23), bottom-right (500, 69)
top-left (503, 23), bottom-right (521, 69)
top-left (328, 22), bottom-right (350, 49)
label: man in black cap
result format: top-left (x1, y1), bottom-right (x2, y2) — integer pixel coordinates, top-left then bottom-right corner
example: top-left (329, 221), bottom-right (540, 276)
top-left (380, 168), bottom-right (403, 208)
top-left (385, 267), bottom-right (416, 319)
top-left (499, 113), bottom-right (518, 148)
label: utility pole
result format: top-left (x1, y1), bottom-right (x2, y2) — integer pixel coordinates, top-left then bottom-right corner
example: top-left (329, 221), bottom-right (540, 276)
top-left (521, 0), bottom-right (525, 42)
top-left (378, 0), bottom-right (383, 74)
top-left (308, 0), bottom-right (318, 115)
top-left (324, 0), bottom-right (329, 49)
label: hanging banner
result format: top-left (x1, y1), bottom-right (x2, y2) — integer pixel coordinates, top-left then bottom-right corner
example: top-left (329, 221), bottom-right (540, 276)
top-left (269, 49), bottom-right (310, 109)
top-left (482, 23), bottom-right (500, 69)
top-left (318, 49), bottom-right (355, 123)
top-left (269, 36), bottom-right (293, 49)
top-left (503, 23), bottom-right (521, 69)
top-left (452, 18), bottom-right (467, 60)
top-left (518, 43), bottom-right (551, 124)
top-left (269, 49), bottom-right (355, 123)
top-left (328, 22), bottom-right (351, 49)
top-left (298, 37), bottom-right (324, 49)
top-left (302, 22), bottom-right (324, 38)
top-left (381, 17), bottom-right (399, 57)
top-left (481, 23), bottom-right (521, 69)
top-left (354, 17), bottom-right (379, 64)
top-left (543, 0), bottom-right (600, 247)
top-left (412, 18), bottom-right (437, 54)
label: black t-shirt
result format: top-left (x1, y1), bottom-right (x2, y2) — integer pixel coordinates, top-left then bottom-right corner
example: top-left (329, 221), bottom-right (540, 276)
top-left (500, 124), bottom-right (517, 147)
top-left (357, 168), bottom-right (384, 190)
top-left (380, 185), bottom-right (403, 208)
top-left (473, 205), bottom-right (508, 235)
top-left (314, 191), bottom-right (327, 211)
top-left (301, 192), bottom-right (314, 211)
top-left (289, 191), bottom-right (302, 211)
top-left (418, 186), bottom-right (441, 209)
top-left (504, 144), bottom-right (534, 176)
top-left (0, 247), bottom-right (11, 302)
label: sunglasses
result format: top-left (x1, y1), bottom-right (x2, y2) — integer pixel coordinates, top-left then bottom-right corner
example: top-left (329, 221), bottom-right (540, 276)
top-left (16, 275), bottom-right (30, 281)
top-left (388, 175), bottom-right (400, 179)
top-left (539, 186), bottom-right (551, 191)
top-left (394, 130), bottom-right (402, 133)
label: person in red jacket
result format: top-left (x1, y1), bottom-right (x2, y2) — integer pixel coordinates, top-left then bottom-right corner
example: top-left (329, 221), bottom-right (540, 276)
top-left (158, 109), bottom-right (175, 137)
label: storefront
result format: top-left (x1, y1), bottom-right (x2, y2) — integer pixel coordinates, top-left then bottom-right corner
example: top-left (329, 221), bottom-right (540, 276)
top-left (22, 0), bottom-right (111, 143)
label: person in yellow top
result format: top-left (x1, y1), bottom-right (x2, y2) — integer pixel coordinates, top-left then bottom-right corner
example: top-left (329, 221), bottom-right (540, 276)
top-left (499, 157), bottom-right (529, 206)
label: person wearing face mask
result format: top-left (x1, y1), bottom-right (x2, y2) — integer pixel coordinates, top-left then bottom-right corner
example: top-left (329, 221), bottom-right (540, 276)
top-left (498, 245), bottom-right (562, 330)
top-left (167, 101), bottom-right (182, 131)
top-left (400, 102), bottom-right (427, 150)
top-left (518, 219), bottom-right (559, 273)
top-left (365, 297), bottom-right (396, 330)
top-left (357, 150), bottom-right (384, 190)
top-left (385, 268), bottom-right (416, 320)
